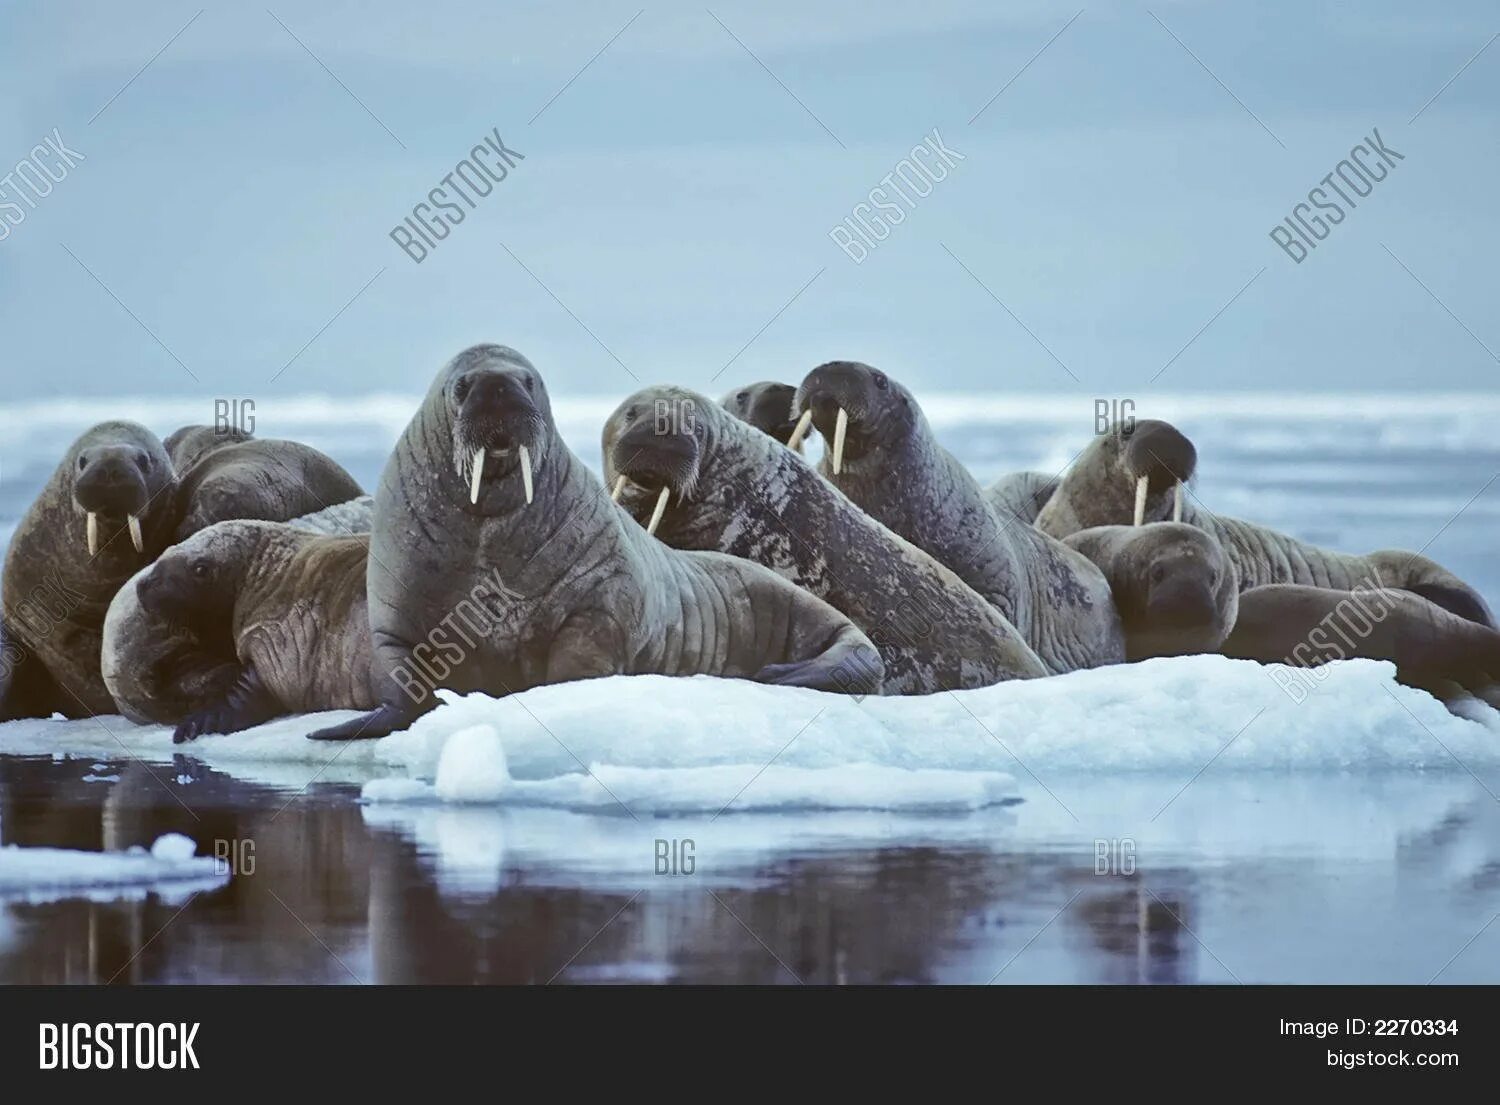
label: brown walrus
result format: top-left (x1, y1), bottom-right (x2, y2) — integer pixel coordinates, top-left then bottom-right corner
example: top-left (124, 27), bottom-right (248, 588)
top-left (308, 344), bottom-right (884, 742)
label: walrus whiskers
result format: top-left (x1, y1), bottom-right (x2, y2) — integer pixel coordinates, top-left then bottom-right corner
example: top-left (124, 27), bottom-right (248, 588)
top-left (1132, 474), bottom-right (1149, 527)
top-left (86, 512), bottom-right (99, 556)
top-left (832, 407), bottom-right (849, 475)
top-left (645, 486), bottom-right (670, 536)
top-left (469, 447), bottom-right (485, 504)
top-left (610, 474), bottom-right (627, 502)
top-left (128, 513), bottom-right (144, 553)
top-left (519, 444), bottom-right (534, 505)
top-left (1173, 482), bottom-right (1183, 523)
top-left (786, 408), bottom-right (813, 452)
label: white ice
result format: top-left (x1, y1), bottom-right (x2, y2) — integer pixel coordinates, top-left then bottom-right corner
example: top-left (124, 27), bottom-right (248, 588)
top-left (1, 657), bottom-right (1496, 816)
top-left (0, 832), bottom-right (228, 904)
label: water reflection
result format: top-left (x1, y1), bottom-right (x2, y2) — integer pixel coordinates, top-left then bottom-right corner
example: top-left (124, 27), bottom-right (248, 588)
top-left (2, 755), bottom-right (1497, 984)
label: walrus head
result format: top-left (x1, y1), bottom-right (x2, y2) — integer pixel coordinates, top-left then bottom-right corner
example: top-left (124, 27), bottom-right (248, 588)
top-left (1038, 418), bottom-right (1197, 537)
top-left (164, 424), bottom-right (255, 472)
top-left (793, 361), bottom-right (919, 474)
top-left (720, 382), bottom-right (802, 450)
top-left (602, 386), bottom-right (711, 538)
top-left (133, 523), bottom-right (249, 632)
top-left (436, 344), bottom-right (551, 511)
top-left (68, 421), bottom-right (175, 559)
top-left (1067, 522), bottom-right (1237, 660)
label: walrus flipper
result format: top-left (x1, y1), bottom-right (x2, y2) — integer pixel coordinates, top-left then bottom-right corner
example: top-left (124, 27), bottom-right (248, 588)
top-left (754, 625), bottom-right (884, 696)
top-left (174, 667), bottom-right (282, 743)
top-left (306, 703), bottom-right (421, 742)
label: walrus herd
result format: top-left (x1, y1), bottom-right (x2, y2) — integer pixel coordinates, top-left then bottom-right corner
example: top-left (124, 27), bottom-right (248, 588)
top-left (2, 344), bottom-right (1496, 743)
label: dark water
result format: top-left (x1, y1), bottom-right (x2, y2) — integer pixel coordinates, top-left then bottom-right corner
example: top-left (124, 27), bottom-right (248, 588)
top-left (4, 756), bottom-right (1497, 984)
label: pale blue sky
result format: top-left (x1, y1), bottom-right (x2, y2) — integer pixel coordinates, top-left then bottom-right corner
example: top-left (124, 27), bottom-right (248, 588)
top-left (1, 0), bottom-right (1497, 402)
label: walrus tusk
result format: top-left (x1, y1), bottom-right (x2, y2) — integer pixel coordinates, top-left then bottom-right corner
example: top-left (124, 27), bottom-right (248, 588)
top-left (1172, 482), bottom-right (1183, 523)
top-left (519, 444), bottom-right (534, 505)
top-left (1132, 474), bottom-right (1149, 527)
top-left (86, 512), bottom-right (98, 556)
top-left (831, 407), bottom-right (849, 475)
top-left (786, 409), bottom-right (813, 453)
top-left (128, 513), bottom-right (143, 553)
top-left (610, 474), bottom-right (627, 502)
top-left (469, 447), bottom-right (485, 504)
top-left (645, 486), bottom-right (670, 536)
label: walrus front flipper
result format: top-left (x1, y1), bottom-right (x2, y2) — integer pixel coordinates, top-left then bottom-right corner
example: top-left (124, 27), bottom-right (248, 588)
top-left (1403, 581), bottom-right (1496, 630)
top-left (754, 626), bottom-right (884, 696)
top-left (307, 703), bottom-right (420, 742)
top-left (174, 667), bottom-right (283, 743)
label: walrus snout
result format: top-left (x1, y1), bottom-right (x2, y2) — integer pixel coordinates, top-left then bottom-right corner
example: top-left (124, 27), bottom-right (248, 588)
top-left (797, 362), bottom-right (896, 473)
top-left (451, 365), bottom-right (545, 506)
top-left (612, 420), bottom-right (700, 493)
top-left (74, 446), bottom-right (151, 515)
top-left (723, 382), bottom-right (799, 445)
top-left (1124, 420), bottom-right (1197, 492)
top-left (1147, 574), bottom-right (1218, 629)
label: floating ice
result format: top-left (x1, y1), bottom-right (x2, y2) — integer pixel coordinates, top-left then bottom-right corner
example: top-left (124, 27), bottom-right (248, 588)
top-left (0, 833), bottom-right (226, 903)
top-left (0, 657), bottom-right (1497, 816)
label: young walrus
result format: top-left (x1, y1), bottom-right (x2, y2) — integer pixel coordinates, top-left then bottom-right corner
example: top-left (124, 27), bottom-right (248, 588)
top-left (792, 361), bottom-right (1125, 674)
top-left (307, 344), bottom-right (883, 742)
top-left (602, 385), bottom-right (1047, 692)
top-left (127, 520), bottom-right (376, 742)
top-left (1035, 418), bottom-right (1494, 629)
top-left (1068, 522), bottom-right (1500, 702)
top-left (1, 421), bottom-right (179, 718)
top-left (100, 499), bottom-right (376, 726)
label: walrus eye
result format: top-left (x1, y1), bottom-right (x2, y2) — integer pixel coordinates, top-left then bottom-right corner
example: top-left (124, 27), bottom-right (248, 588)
top-left (737, 391), bottom-right (748, 402)
top-left (192, 561), bottom-right (210, 580)
top-left (1151, 565), bottom-right (1166, 584)
top-left (523, 375), bottom-right (535, 392)
top-left (453, 376), bottom-right (472, 403)
top-left (872, 371), bottom-right (889, 391)
top-left (136, 453), bottom-right (151, 473)
top-left (77, 455), bottom-right (89, 472)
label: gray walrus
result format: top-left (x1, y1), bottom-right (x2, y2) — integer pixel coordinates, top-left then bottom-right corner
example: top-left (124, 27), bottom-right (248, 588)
top-left (100, 498), bottom-right (376, 726)
top-left (1067, 521), bottom-right (1500, 702)
top-left (126, 520), bottom-right (376, 741)
top-left (0, 421), bottom-right (179, 718)
top-left (719, 381), bottom-right (805, 450)
top-left (1034, 418), bottom-right (1494, 628)
top-left (164, 425), bottom-right (364, 541)
top-left (792, 361), bottom-right (1125, 673)
top-left (983, 470), bottom-right (1061, 526)
top-left (308, 344), bottom-right (883, 742)
top-left (601, 385), bottom-right (1047, 692)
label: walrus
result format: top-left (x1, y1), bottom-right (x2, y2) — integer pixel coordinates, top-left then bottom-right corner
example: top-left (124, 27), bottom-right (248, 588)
top-left (127, 520), bottom-right (376, 741)
top-left (1067, 521), bottom-right (1500, 702)
top-left (0, 421), bottom-right (179, 718)
top-left (100, 498), bottom-right (377, 726)
top-left (791, 361), bottom-right (1125, 673)
top-left (1033, 418), bottom-right (1495, 628)
top-left (307, 344), bottom-right (883, 742)
top-left (983, 470), bottom-right (1061, 526)
top-left (719, 381), bottom-right (805, 450)
top-left (164, 425), bottom-right (364, 541)
top-left (601, 385), bottom-right (1047, 692)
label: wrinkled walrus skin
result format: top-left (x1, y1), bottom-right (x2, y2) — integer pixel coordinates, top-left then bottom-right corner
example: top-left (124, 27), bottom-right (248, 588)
top-left (604, 386), bottom-right (1047, 693)
top-left (1, 421), bottom-right (179, 718)
top-left (307, 344), bottom-right (883, 742)
top-left (1035, 419), bottom-right (1495, 629)
top-left (164, 425), bottom-right (365, 542)
top-left (793, 361), bottom-right (1124, 674)
top-left (105, 519), bottom-right (376, 738)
